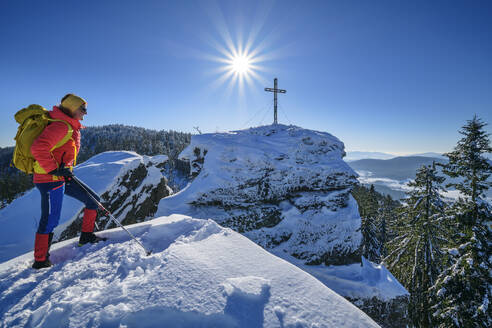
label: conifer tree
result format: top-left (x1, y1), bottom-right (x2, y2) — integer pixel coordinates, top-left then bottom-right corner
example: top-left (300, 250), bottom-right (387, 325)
top-left (431, 116), bottom-right (492, 327)
top-left (385, 163), bottom-right (446, 327)
top-left (361, 214), bottom-right (381, 262)
top-left (353, 184), bottom-right (400, 263)
top-left (360, 185), bottom-right (382, 262)
top-left (378, 196), bottom-right (393, 259)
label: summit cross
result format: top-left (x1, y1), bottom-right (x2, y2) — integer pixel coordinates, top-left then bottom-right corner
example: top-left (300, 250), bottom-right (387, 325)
top-left (264, 78), bottom-right (286, 125)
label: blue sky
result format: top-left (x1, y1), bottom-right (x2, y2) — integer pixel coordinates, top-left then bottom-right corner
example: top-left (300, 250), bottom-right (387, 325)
top-left (1, 0), bottom-right (491, 154)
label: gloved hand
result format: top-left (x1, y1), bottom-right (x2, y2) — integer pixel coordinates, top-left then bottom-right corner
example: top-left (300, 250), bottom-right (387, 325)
top-left (48, 163), bottom-right (73, 177)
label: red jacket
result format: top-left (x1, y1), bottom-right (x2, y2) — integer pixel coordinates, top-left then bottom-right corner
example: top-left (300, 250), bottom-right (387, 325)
top-left (31, 106), bottom-right (82, 183)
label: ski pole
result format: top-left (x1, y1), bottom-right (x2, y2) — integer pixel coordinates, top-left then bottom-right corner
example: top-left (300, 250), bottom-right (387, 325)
top-left (71, 175), bottom-right (152, 256)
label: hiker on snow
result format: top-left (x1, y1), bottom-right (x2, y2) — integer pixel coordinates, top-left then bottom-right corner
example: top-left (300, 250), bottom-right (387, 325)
top-left (31, 94), bottom-right (105, 269)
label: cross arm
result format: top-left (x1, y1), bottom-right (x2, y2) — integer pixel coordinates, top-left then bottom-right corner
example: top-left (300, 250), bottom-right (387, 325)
top-left (264, 88), bottom-right (287, 93)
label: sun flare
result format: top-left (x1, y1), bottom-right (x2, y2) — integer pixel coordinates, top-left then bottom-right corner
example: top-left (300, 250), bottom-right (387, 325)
top-left (203, 6), bottom-right (283, 97)
top-left (210, 46), bottom-right (265, 96)
top-left (231, 55), bottom-right (251, 74)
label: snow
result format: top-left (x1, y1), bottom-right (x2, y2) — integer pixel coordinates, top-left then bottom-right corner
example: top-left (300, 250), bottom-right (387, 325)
top-left (155, 124), bottom-right (407, 302)
top-left (437, 288), bottom-right (446, 297)
top-left (157, 124), bottom-right (362, 262)
top-left (260, 247), bottom-right (408, 302)
top-left (0, 215), bottom-right (380, 327)
top-left (245, 194), bottom-right (362, 263)
top-left (448, 248), bottom-right (459, 256)
top-left (300, 256), bottom-right (408, 301)
top-left (0, 151), bottom-right (167, 263)
top-left (157, 124), bottom-right (357, 220)
top-left (0, 126), bottom-right (407, 324)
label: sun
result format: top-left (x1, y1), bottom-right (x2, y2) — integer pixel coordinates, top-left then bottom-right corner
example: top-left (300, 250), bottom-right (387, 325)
top-left (202, 5), bottom-right (284, 97)
top-left (231, 55), bottom-right (251, 74)
top-left (209, 46), bottom-right (264, 96)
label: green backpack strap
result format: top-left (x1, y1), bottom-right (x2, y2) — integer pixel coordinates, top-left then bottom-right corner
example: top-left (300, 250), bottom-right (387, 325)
top-left (49, 119), bottom-right (73, 151)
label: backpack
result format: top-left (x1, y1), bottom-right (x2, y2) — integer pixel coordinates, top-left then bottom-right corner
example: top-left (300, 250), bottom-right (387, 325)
top-left (12, 104), bottom-right (73, 174)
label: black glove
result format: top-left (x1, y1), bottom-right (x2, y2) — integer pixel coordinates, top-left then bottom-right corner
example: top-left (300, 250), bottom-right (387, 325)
top-left (48, 163), bottom-right (73, 177)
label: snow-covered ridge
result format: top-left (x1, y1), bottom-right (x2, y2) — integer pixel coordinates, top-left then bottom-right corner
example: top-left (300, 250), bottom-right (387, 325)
top-left (0, 215), bottom-right (380, 328)
top-left (0, 151), bottom-right (169, 262)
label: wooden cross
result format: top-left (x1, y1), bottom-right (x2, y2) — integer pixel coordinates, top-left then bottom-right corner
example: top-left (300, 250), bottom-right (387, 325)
top-left (264, 78), bottom-right (286, 125)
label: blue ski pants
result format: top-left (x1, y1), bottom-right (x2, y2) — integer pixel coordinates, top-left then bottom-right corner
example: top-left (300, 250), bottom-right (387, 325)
top-left (36, 179), bottom-right (100, 234)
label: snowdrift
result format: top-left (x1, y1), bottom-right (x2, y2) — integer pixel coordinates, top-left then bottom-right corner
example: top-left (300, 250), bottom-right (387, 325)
top-left (0, 215), bottom-right (380, 328)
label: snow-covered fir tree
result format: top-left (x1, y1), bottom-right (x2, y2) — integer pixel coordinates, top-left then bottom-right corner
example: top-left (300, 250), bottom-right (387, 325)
top-left (442, 116), bottom-right (492, 218)
top-left (431, 116), bottom-right (492, 328)
top-left (385, 163), bottom-right (447, 328)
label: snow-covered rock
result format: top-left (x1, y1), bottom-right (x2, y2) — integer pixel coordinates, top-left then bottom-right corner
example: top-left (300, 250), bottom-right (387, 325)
top-left (156, 124), bottom-right (409, 327)
top-left (157, 124), bottom-right (362, 266)
top-left (0, 215), bottom-right (380, 328)
top-left (0, 151), bottom-right (171, 262)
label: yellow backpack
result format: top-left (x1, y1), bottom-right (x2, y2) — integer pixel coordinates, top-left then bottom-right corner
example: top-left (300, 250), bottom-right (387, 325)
top-left (12, 104), bottom-right (73, 174)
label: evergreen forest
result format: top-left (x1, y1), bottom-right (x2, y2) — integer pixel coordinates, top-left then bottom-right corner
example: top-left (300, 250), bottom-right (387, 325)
top-left (354, 116), bottom-right (491, 327)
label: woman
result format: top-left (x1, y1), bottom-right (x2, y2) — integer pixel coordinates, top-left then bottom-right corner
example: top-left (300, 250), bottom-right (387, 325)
top-left (30, 93), bottom-right (105, 269)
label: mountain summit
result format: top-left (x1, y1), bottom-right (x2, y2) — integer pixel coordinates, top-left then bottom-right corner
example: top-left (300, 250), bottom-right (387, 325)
top-left (157, 124), bottom-right (362, 266)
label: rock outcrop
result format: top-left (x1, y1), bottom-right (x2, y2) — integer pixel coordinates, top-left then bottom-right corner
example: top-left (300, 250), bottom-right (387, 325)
top-left (158, 124), bottom-right (362, 266)
top-left (59, 154), bottom-right (172, 241)
top-left (156, 124), bottom-right (409, 327)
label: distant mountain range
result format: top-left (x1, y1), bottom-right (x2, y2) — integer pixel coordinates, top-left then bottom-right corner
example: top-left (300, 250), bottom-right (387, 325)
top-left (347, 155), bottom-right (492, 201)
top-left (348, 156), bottom-right (447, 181)
top-left (345, 151), bottom-right (490, 162)
top-left (344, 151), bottom-right (396, 161)
top-left (344, 151), bottom-right (446, 162)
top-left (346, 156), bottom-right (447, 200)
top-left (411, 152), bottom-right (448, 160)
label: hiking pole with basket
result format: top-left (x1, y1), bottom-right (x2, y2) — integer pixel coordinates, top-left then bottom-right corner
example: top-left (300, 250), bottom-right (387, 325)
top-left (71, 175), bottom-right (152, 256)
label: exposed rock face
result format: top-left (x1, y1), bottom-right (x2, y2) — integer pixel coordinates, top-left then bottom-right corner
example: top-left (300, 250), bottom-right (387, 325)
top-left (100, 162), bottom-right (171, 227)
top-left (159, 158), bottom-right (190, 192)
top-left (59, 155), bottom-right (172, 241)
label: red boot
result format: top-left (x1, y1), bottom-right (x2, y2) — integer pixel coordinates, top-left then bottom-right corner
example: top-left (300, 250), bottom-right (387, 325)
top-left (32, 233), bottom-right (52, 269)
top-left (79, 209), bottom-right (107, 246)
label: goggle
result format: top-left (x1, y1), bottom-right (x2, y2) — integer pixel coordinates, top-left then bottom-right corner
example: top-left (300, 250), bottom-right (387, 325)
top-left (79, 106), bottom-right (87, 114)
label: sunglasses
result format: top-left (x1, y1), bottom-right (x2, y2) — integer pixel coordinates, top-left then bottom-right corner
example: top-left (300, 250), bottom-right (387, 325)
top-left (79, 106), bottom-right (87, 114)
